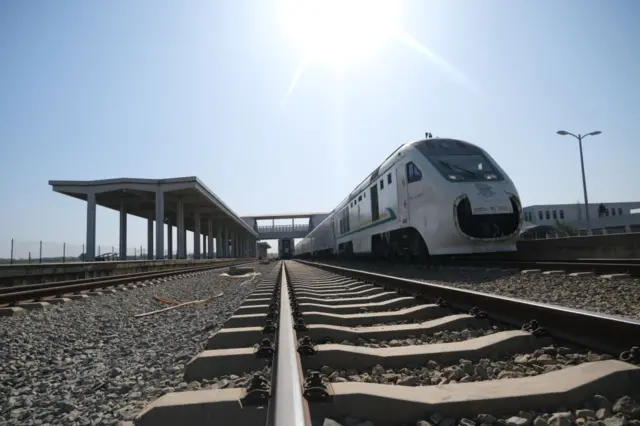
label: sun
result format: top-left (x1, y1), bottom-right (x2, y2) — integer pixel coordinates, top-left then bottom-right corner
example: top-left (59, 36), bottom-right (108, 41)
top-left (277, 0), bottom-right (402, 67)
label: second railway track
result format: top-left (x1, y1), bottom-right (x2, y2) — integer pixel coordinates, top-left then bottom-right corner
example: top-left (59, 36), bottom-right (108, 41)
top-left (132, 260), bottom-right (640, 426)
top-left (0, 259), bottom-right (249, 312)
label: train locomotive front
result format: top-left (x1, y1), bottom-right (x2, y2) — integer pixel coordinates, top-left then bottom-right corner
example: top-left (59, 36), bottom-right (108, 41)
top-left (408, 138), bottom-right (522, 255)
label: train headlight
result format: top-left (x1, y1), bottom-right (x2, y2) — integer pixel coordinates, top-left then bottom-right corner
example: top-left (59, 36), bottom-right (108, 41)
top-left (485, 174), bottom-right (498, 180)
top-left (448, 174), bottom-right (459, 180)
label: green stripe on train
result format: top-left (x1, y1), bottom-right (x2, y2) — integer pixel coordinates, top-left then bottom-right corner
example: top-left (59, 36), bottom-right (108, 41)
top-left (339, 208), bottom-right (398, 238)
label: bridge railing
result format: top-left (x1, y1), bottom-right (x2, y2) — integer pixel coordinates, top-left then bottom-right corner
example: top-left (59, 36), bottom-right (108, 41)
top-left (256, 224), bottom-right (309, 234)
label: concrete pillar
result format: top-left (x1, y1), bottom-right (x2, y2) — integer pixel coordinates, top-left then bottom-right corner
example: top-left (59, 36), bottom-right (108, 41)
top-left (216, 226), bottom-right (222, 258)
top-left (147, 217), bottom-right (153, 260)
top-left (182, 228), bottom-right (187, 258)
top-left (194, 209), bottom-right (201, 259)
top-left (208, 219), bottom-right (214, 259)
top-left (155, 189), bottom-right (165, 260)
top-left (119, 200), bottom-right (127, 260)
top-left (167, 221), bottom-right (173, 259)
top-left (177, 200), bottom-right (185, 259)
top-left (86, 192), bottom-right (97, 261)
top-left (201, 234), bottom-right (206, 258)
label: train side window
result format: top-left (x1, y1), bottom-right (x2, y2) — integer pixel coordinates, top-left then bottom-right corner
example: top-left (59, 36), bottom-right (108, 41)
top-left (612, 209), bottom-right (616, 216)
top-left (380, 179), bottom-right (384, 190)
top-left (552, 210), bottom-right (557, 219)
top-left (619, 208), bottom-right (623, 215)
top-left (538, 211), bottom-right (543, 220)
top-left (358, 195), bottom-right (362, 202)
top-left (545, 211), bottom-right (550, 220)
top-left (559, 210), bottom-right (564, 219)
top-left (387, 173), bottom-right (392, 184)
top-left (407, 162), bottom-right (422, 183)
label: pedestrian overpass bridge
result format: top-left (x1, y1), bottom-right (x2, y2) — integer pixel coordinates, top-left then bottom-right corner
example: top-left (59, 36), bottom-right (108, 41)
top-left (241, 212), bottom-right (330, 240)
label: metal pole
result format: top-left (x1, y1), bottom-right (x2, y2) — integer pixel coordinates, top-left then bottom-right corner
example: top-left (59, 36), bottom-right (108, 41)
top-left (269, 263), bottom-right (311, 426)
top-left (10, 239), bottom-right (14, 265)
top-left (82, 244), bottom-right (85, 261)
top-left (63, 243), bottom-right (66, 263)
top-left (39, 241), bottom-right (42, 264)
top-left (577, 134), bottom-right (591, 235)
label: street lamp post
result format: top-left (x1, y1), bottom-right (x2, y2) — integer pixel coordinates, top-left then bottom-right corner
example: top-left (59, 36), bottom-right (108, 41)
top-left (556, 130), bottom-right (602, 235)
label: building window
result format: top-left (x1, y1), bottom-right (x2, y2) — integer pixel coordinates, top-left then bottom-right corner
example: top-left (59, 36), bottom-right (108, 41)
top-left (612, 209), bottom-right (616, 216)
top-left (407, 162), bottom-right (423, 183)
top-left (545, 211), bottom-right (550, 220)
top-left (619, 208), bottom-right (623, 215)
top-left (538, 211), bottom-right (543, 220)
top-left (552, 211), bottom-right (557, 220)
top-left (559, 210), bottom-right (564, 219)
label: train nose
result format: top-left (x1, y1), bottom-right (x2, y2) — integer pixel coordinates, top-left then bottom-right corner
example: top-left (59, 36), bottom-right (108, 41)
top-left (455, 195), bottom-right (521, 239)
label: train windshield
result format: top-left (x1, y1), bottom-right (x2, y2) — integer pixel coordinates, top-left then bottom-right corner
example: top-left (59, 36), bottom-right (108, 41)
top-left (414, 139), bottom-right (504, 182)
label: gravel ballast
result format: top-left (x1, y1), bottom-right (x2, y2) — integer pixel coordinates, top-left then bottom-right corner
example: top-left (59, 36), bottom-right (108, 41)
top-left (325, 261), bottom-right (640, 320)
top-left (309, 343), bottom-right (609, 387)
top-left (315, 394), bottom-right (640, 426)
top-left (0, 263), bottom-right (276, 426)
top-left (333, 325), bottom-right (508, 348)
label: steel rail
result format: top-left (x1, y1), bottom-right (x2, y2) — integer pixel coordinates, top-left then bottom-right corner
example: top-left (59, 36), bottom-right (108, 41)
top-left (0, 261), bottom-right (243, 294)
top-left (0, 260), bottom-right (250, 306)
top-left (296, 259), bottom-right (640, 356)
top-left (437, 258), bottom-right (640, 276)
top-left (268, 262), bottom-right (311, 426)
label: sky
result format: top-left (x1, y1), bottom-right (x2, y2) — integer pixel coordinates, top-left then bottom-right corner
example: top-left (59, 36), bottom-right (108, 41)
top-left (1, 0), bottom-right (639, 258)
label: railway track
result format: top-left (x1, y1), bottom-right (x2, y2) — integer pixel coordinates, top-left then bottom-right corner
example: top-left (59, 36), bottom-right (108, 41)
top-left (0, 259), bottom-right (248, 311)
top-left (131, 260), bottom-right (640, 426)
top-left (300, 256), bottom-right (640, 278)
top-left (436, 258), bottom-right (640, 277)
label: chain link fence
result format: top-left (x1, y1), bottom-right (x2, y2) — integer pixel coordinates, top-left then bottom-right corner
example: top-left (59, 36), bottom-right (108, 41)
top-left (0, 239), bottom-right (189, 265)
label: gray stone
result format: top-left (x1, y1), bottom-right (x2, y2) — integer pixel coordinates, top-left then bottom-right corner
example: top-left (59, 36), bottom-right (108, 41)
top-left (506, 417), bottom-right (529, 426)
top-left (576, 410), bottom-right (597, 419)
top-left (0, 266), bottom-right (271, 426)
top-left (613, 396), bottom-right (640, 416)
top-left (603, 416), bottom-right (627, 426)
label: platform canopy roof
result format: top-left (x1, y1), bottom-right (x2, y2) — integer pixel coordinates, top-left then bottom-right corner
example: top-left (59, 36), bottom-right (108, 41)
top-left (49, 176), bottom-right (258, 237)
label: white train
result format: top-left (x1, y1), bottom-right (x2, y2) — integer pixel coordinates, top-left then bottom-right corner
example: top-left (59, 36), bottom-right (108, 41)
top-left (295, 134), bottom-right (522, 260)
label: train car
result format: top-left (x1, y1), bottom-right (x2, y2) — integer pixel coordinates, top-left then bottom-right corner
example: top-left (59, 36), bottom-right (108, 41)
top-left (295, 134), bottom-right (522, 260)
top-left (279, 238), bottom-right (294, 259)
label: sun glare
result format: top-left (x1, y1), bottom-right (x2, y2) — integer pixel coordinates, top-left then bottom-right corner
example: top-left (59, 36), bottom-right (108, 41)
top-left (278, 0), bottom-right (401, 67)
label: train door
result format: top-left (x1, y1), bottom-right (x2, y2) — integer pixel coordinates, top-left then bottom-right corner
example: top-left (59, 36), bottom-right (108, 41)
top-left (370, 185), bottom-right (380, 222)
top-left (396, 164), bottom-right (410, 224)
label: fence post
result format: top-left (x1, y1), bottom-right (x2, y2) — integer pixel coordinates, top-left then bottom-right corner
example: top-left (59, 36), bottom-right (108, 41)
top-left (28, 252), bottom-right (31, 264)
top-left (82, 244), bottom-right (85, 262)
top-left (39, 241), bottom-right (42, 264)
top-left (63, 243), bottom-right (66, 263)
top-left (10, 239), bottom-right (14, 265)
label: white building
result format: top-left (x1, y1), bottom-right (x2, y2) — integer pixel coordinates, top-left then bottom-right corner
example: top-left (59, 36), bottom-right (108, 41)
top-left (522, 202), bottom-right (640, 235)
